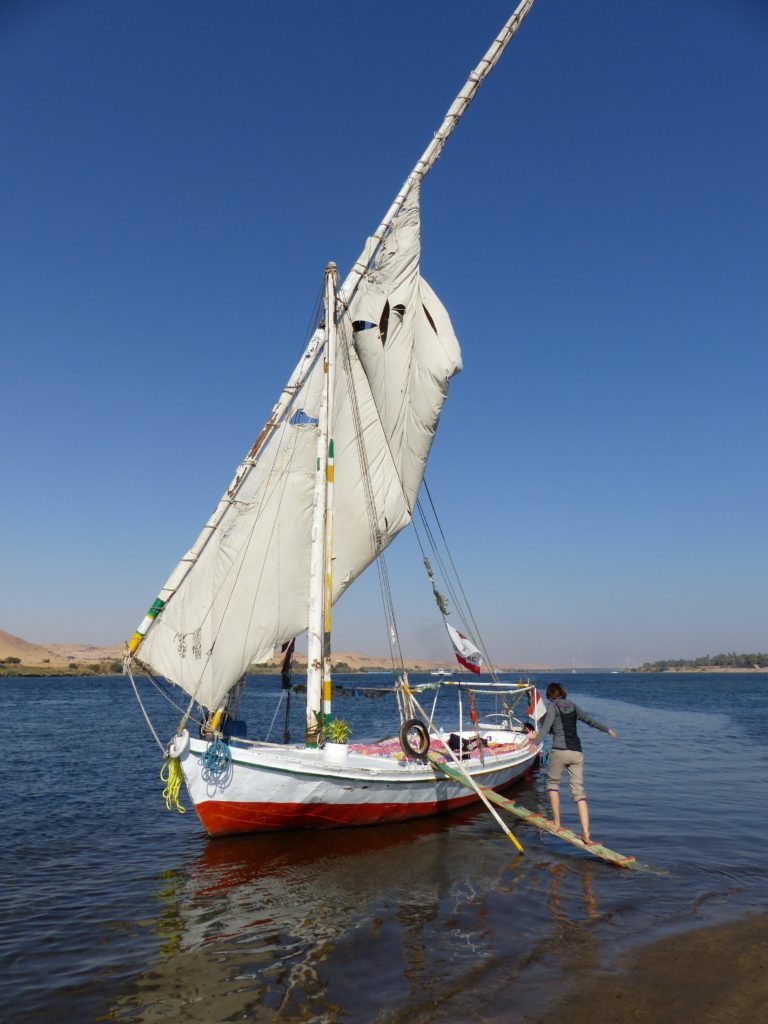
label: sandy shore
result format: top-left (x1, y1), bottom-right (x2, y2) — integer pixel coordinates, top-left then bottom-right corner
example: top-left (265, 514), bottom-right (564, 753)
top-left (527, 913), bottom-right (768, 1023)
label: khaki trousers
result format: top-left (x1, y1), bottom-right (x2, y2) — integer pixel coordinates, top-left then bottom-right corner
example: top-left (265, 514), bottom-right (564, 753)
top-left (546, 749), bottom-right (586, 801)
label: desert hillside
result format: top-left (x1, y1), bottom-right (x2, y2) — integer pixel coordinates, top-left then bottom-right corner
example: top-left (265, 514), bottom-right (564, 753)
top-left (0, 628), bottom-right (536, 674)
top-left (0, 628), bottom-right (468, 673)
top-left (0, 629), bottom-right (123, 666)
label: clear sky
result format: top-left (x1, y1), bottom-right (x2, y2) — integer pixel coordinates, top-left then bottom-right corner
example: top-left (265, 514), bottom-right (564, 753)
top-left (1, 0), bottom-right (766, 667)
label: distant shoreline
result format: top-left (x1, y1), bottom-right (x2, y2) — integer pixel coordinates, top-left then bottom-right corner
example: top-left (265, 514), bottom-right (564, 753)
top-left (2, 664), bottom-right (768, 680)
top-left (632, 666), bottom-right (768, 674)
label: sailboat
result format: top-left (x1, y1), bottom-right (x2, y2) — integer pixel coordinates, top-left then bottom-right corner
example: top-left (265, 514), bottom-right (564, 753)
top-left (125, 2), bottom-right (541, 838)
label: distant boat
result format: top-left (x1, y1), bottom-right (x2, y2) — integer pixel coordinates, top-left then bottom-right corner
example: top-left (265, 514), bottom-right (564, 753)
top-left (430, 668), bottom-right (452, 677)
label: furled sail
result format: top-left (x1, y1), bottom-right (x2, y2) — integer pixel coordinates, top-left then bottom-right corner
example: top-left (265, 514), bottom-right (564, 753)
top-left (349, 186), bottom-right (462, 510)
top-left (134, 185), bottom-right (461, 710)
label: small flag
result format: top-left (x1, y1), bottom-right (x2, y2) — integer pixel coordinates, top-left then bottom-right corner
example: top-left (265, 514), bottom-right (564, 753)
top-left (526, 687), bottom-right (546, 724)
top-left (446, 622), bottom-right (483, 675)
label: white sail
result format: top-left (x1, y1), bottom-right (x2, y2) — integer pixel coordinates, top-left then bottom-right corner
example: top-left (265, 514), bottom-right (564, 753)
top-left (135, 186), bottom-right (461, 710)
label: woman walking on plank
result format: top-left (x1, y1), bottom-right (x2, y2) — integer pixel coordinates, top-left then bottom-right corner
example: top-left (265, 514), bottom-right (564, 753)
top-left (529, 682), bottom-right (618, 844)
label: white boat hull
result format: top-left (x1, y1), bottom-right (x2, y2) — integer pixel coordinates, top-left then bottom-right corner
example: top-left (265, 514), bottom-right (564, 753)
top-left (178, 732), bottom-right (539, 836)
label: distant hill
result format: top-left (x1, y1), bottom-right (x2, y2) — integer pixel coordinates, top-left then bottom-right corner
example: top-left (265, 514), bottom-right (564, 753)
top-left (0, 627), bottom-right (557, 678)
top-left (0, 629), bottom-right (453, 673)
top-left (1, 627), bottom-right (541, 675)
top-left (0, 628), bottom-right (124, 672)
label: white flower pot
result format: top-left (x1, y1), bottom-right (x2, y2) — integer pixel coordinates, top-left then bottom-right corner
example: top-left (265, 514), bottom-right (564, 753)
top-left (324, 741), bottom-right (349, 765)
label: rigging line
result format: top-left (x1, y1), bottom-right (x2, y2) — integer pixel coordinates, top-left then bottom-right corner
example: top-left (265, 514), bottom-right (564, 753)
top-left (421, 479), bottom-right (487, 638)
top-left (412, 512), bottom-right (471, 649)
top-left (136, 665), bottom-right (205, 729)
top-left (414, 501), bottom-right (470, 633)
top-left (301, 281), bottom-right (326, 353)
top-left (264, 691), bottom-right (285, 743)
top-left (415, 504), bottom-right (462, 615)
top-left (421, 480), bottom-right (499, 673)
top-left (416, 501), bottom-right (476, 638)
top-left (377, 550), bottom-right (405, 673)
top-left (414, 502), bottom-right (492, 679)
top-left (127, 666), bottom-right (168, 753)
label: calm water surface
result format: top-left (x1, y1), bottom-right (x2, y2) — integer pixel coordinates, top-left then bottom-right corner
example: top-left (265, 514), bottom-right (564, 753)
top-left (2, 672), bottom-right (766, 1022)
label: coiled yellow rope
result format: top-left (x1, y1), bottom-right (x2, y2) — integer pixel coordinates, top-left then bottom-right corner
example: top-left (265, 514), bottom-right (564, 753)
top-left (160, 757), bottom-right (186, 814)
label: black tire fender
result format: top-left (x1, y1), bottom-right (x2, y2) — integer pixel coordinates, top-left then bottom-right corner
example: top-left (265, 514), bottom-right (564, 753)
top-left (399, 718), bottom-right (430, 760)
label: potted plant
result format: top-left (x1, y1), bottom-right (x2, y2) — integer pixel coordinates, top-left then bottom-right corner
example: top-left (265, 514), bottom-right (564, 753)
top-left (324, 718), bottom-right (352, 764)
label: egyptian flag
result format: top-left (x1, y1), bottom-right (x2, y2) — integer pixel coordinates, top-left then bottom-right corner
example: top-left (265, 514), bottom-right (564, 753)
top-left (446, 622), bottom-right (483, 675)
top-left (526, 687), bottom-right (546, 724)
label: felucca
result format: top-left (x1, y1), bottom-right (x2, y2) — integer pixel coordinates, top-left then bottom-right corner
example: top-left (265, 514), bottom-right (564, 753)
top-left (126, 1), bottom-right (543, 838)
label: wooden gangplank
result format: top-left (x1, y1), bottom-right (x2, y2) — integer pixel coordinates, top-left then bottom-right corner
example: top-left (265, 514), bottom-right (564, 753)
top-left (429, 753), bottom-right (661, 873)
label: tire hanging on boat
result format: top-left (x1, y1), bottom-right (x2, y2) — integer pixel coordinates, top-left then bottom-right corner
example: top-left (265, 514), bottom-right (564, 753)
top-left (399, 718), bottom-right (430, 760)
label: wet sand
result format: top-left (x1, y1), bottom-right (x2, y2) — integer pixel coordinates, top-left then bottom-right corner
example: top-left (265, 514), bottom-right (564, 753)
top-left (528, 914), bottom-right (768, 1024)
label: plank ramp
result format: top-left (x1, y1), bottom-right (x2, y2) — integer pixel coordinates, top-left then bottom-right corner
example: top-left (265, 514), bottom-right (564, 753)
top-left (428, 753), bottom-right (662, 873)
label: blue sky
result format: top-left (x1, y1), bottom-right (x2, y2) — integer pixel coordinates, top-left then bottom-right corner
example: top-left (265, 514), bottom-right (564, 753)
top-left (1, 0), bottom-right (766, 667)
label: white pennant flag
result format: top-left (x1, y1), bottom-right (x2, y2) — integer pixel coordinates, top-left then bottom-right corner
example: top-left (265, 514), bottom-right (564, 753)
top-left (526, 687), bottom-right (546, 724)
top-left (446, 622), bottom-right (483, 675)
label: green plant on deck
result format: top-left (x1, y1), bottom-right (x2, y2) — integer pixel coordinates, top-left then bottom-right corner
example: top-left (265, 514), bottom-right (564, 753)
top-left (327, 718), bottom-right (352, 744)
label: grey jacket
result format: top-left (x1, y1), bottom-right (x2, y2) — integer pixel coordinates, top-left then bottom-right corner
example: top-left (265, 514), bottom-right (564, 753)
top-left (536, 698), bottom-right (610, 752)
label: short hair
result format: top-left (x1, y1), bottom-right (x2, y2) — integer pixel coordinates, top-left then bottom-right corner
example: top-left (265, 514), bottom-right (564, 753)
top-left (546, 682), bottom-right (567, 700)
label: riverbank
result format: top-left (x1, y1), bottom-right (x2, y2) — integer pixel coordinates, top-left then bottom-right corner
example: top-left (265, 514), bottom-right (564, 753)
top-left (528, 914), bottom-right (768, 1024)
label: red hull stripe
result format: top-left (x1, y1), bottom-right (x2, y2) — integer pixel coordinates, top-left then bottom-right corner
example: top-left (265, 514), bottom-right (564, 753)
top-left (455, 653), bottom-right (481, 674)
top-left (196, 791), bottom-right (484, 837)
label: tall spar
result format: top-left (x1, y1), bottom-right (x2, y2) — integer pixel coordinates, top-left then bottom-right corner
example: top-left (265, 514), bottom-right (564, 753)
top-left (126, 0), bottom-right (537, 716)
top-left (306, 263), bottom-right (339, 744)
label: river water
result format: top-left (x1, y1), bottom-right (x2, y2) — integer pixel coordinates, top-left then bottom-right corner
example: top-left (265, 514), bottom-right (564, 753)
top-left (2, 672), bottom-right (766, 1022)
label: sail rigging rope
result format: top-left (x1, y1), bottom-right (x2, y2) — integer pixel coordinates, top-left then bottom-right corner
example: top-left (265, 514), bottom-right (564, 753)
top-left (126, 664), bottom-right (167, 753)
top-left (265, 691), bottom-right (285, 742)
top-left (129, 667), bottom-right (202, 733)
top-left (414, 506), bottom-right (466, 626)
top-left (414, 480), bottom-right (500, 679)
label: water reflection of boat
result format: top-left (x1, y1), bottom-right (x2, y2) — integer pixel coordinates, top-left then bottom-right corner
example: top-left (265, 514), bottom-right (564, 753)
top-left (109, 808), bottom-right (533, 1022)
top-left (108, 785), bottom-right (613, 1024)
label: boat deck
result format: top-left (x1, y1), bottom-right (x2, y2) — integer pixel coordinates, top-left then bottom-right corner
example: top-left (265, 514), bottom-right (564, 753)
top-left (348, 734), bottom-right (531, 763)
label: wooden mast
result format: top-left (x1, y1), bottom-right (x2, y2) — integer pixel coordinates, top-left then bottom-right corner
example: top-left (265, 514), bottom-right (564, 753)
top-left (306, 263), bottom-right (338, 744)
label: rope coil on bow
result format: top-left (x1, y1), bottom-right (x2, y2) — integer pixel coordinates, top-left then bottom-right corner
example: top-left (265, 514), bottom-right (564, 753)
top-left (160, 758), bottom-right (186, 814)
top-left (200, 735), bottom-right (232, 783)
